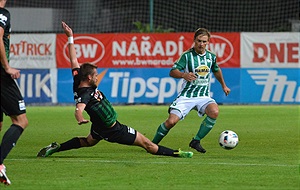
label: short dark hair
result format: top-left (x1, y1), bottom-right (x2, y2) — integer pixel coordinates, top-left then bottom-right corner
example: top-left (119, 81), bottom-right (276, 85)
top-left (194, 28), bottom-right (210, 40)
top-left (79, 63), bottom-right (97, 81)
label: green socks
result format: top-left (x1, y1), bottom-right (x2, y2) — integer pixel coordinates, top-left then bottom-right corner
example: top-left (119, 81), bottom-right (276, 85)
top-left (152, 117), bottom-right (216, 144)
top-left (194, 116), bottom-right (216, 141)
top-left (152, 123), bottom-right (169, 144)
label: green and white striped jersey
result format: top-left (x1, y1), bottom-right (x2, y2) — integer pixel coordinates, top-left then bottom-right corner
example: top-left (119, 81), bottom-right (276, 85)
top-left (172, 48), bottom-right (219, 98)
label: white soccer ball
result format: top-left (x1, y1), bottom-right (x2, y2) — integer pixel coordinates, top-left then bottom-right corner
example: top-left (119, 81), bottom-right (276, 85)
top-left (219, 130), bottom-right (239, 149)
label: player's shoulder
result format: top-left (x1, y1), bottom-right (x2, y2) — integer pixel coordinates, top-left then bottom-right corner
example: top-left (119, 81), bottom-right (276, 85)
top-left (0, 8), bottom-right (10, 27)
top-left (182, 48), bottom-right (194, 55)
top-left (178, 48), bottom-right (194, 59)
top-left (72, 68), bottom-right (80, 76)
top-left (206, 49), bottom-right (216, 57)
top-left (0, 7), bottom-right (10, 17)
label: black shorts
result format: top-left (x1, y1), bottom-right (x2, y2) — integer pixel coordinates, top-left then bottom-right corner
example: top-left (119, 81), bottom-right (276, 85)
top-left (0, 107), bottom-right (3, 122)
top-left (1, 68), bottom-right (26, 116)
top-left (90, 121), bottom-right (137, 145)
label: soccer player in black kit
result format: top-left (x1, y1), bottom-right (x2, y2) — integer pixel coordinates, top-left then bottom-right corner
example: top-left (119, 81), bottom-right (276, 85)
top-left (37, 21), bottom-right (193, 159)
top-left (0, 0), bottom-right (29, 186)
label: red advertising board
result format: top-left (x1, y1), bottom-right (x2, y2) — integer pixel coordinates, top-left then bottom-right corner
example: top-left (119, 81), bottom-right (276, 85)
top-left (210, 33), bottom-right (240, 68)
top-left (56, 33), bottom-right (240, 68)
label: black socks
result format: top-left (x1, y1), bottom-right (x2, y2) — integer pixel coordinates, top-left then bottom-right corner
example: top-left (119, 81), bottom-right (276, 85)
top-left (0, 124), bottom-right (24, 163)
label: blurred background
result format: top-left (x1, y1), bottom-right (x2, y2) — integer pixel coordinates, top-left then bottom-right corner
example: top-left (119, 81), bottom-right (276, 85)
top-left (5, 0), bottom-right (300, 105)
top-left (6, 0), bottom-right (300, 33)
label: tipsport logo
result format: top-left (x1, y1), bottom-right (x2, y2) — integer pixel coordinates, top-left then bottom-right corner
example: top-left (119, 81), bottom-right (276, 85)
top-left (95, 70), bottom-right (182, 104)
top-left (247, 70), bottom-right (300, 103)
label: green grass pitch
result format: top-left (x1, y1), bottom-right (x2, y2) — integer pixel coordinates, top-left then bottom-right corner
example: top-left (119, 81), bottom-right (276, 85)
top-left (1, 105), bottom-right (299, 189)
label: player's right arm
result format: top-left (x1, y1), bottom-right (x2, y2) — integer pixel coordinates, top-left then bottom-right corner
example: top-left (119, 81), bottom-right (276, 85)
top-left (61, 21), bottom-right (80, 70)
top-left (169, 53), bottom-right (196, 82)
top-left (0, 24), bottom-right (20, 79)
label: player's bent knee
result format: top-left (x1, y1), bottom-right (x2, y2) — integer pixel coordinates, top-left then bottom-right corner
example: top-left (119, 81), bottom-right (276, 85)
top-left (11, 114), bottom-right (29, 129)
top-left (206, 106), bottom-right (219, 119)
top-left (87, 140), bottom-right (99, 147)
top-left (80, 138), bottom-right (98, 147)
top-left (165, 118), bottom-right (178, 128)
top-left (209, 111), bottom-right (219, 119)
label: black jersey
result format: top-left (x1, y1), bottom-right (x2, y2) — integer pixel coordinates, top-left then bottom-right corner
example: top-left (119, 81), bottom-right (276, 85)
top-left (72, 68), bottom-right (117, 128)
top-left (0, 7), bottom-right (26, 116)
top-left (0, 7), bottom-right (11, 64)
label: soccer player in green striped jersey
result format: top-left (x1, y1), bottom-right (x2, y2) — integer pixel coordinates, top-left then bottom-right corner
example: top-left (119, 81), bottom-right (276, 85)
top-left (37, 21), bottom-right (193, 159)
top-left (152, 28), bottom-right (230, 153)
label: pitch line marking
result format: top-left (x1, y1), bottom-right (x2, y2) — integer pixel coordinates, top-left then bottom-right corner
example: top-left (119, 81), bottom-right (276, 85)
top-left (7, 158), bottom-right (297, 168)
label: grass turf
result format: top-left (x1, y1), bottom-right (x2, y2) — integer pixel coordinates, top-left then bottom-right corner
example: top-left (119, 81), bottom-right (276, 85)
top-left (1, 105), bottom-right (299, 189)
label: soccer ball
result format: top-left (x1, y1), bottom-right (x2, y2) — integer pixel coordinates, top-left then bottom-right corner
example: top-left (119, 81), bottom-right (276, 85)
top-left (219, 130), bottom-right (239, 149)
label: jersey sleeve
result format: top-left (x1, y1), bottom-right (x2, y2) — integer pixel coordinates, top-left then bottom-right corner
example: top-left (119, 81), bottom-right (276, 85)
top-left (75, 88), bottom-right (91, 105)
top-left (0, 8), bottom-right (10, 29)
top-left (212, 56), bottom-right (220, 72)
top-left (171, 52), bottom-right (187, 71)
top-left (72, 68), bottom-right (80, 93)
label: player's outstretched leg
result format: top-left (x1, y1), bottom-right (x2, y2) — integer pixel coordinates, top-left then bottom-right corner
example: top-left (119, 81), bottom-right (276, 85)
top-left (174, 149), bottom-right (194, 158)
top-left (37, 142), bottom-right (61, 157)
top-left (155, 145), bottom-right (193, 158)
top-left (135, 131), bottom-right (193, 158)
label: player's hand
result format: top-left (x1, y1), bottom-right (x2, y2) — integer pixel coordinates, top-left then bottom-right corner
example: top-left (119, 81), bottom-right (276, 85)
top-left (78, 120), bottom-right (89, 125)
top-left (61, 21), bottom-right (73, 37)
top-left (223, 86), bottom-right (231, 96)
top-left (183, 72), bottom-right (197, 82)
top-left (6, 67), bottom-right (20, 79)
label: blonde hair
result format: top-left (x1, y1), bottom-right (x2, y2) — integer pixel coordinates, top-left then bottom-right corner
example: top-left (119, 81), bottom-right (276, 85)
top-left (194, 28), bottom-right (210, 40)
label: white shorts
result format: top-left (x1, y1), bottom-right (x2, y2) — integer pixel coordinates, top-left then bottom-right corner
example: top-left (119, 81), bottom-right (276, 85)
top-left (169, 96), bottom-right (216, 120)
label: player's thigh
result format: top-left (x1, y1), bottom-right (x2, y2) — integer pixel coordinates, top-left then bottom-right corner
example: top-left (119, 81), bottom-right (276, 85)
top-left (97, 121), bottom-right (137, 145)
top-left (169, 97), bottom-right (197, 118)
top-left (195, 97), bottom-right (217, 117)
top-left (113, 124), bottom-right (136, 145)
top-left (133, 132), bottom-right (158, 153)
top-left (1, 77), bottom-right (26, 117)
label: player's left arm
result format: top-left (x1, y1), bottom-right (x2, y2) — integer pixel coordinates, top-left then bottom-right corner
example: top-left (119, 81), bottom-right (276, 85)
top-left (62, 21), bottom-right (80, 70)
top-left (213, 68), bottom-right (230, 96)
